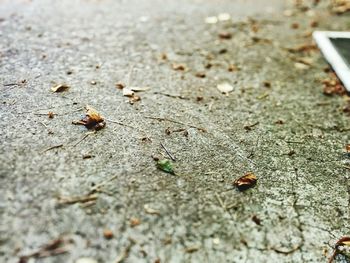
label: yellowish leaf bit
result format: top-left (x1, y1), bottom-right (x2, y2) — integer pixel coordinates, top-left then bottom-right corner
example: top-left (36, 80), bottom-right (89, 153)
top-left (51, 84), bottom-right (70, 93)
top-left (72, 105), bottom-right (106, 131)
top-left (156, 159), bottom-right (175, 175)
top-left (233, 172), bottom-right (257, 191)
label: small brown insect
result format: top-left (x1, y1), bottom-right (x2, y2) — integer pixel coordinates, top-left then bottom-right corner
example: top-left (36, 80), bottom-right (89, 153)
top-left (233, 172), bottom-right (257, 191)
top-left (72, 106), bottom-right (106, 130)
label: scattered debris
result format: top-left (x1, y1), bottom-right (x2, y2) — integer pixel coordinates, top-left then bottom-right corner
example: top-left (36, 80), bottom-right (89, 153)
top-left (82, 154), bottom-right (94, 159)
top-left (218, 31), bottom-right (232, 40)
top-left (244, 122), bottom-right (259, 131)
top-left (287, 43), bottom-right (318, 53)
top-left (322, 73), bottom-right (346, 96)
top-left (195, 72), bottom-right (206, 78)
top-left (332, 0), bottom-right (350, 14)
top-left (130, 217), bottom-right (141, 227)
top-left (103, 229), bottom-right (114, 240)
top-left (217, 82), bottom-right (233, 95)
top-left (115, 238), bottom-right (136, 263)
top-left (185, 244), bottom-right (200, 253)
top-left (156, 159), bottom-right (175, 175)
top-left (228, 64), bottom-right (239, 72)
top-left (41, 144), bottom-right (63, 153)
top-left (233, 172), bottom-right (257, 191)
top-left (90, 80), bottom-right (97, 85)
top-left (172, 63), bottom-right (186, 71)
top-left (115, 82), bottom-right (125, 89)
top-left (123, 88), bottom-right (134, 97)
top-left (291, 22), bottom-right (299, 29)
top-left (252, 215), bottom-right (262, 225)
top-left (48, 111), bottom-right (55, 118)
top-left (144, 204), bottom-right (161, 215)
top-left (160, 142), bottom-right (176, 161)
top-left (18, 237), bottom-right (73, 263)
top-left (72, 106), bottom-right (106, 130)
top-left (294, 62), bottom-right (309, 70)
top-left (130, 86), bottom-right (151, 92)
top-left (51, 84), bottom-right (70, 93)
top-left (145, 116), bottom-right (206, 132)
top-left (57, 193), bottom-right (98, 206)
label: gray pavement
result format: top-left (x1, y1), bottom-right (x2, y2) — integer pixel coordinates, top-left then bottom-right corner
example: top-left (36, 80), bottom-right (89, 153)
top-left (1, 0), bottom-right (350, 262)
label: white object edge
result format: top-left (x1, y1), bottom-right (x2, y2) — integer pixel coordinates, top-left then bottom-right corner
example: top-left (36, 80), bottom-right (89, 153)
top-left (313, 31), bottom-right (350, 92)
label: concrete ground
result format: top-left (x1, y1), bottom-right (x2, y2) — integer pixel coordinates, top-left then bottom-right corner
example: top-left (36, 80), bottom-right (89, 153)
top-left (1, 0), bottom-right (350, 262)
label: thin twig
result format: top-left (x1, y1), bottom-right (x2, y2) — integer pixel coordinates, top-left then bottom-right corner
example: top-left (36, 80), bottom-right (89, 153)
top-left (160, 142), bottom-right (176, 161)
top-left (72, 131), bottom-right (95, 147)
top-left (115, 238), bottom-right (136, 263)
top-left (105, 119), bottom-right (137, 129)
top-left (145, 116), bottom-right (206, 132)
top-left (41, 144), bottom-right (63, 153)
top-left (57, 194), bottom-right (98, 205)
top-left (153, 92), bottom-right (190, 100)
top-left (215, 192), bottom-right (226, 210)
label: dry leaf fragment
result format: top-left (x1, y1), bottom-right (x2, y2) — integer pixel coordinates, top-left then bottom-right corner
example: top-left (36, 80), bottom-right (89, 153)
top-left (115, 82), bottom-right (125, 89)
top-left (234, 172), bottom-right (257, 191)
top-left (123, 88), bottom-right (134, 97)
top-left (130, 86), bottom-right (151, 92)
top-left (144, 204), bottom-right (160, 215)
top-left (195, 72), bottom-right (206, 78)
top-left (172, 63), bottom-right (186, 71)
top-left (72, 106), bottom-right (106, 131)
top-left (294, 62), bottom-right (309, 70)
top-left (217, 82), bottom-right (233, 94)
top-left (51, 84), bottom-right (70, 93)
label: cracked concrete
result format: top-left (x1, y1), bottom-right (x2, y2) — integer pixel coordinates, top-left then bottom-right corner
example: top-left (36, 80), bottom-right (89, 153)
top-left (0, 0), bottom-right (350, 262)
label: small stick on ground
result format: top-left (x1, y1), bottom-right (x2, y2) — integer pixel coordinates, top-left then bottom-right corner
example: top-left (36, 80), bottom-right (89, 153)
top-left (215, 192), bottom-right (226, 210)
top-left (105, 119), bottom-right (137, 129)
top-left (57, 193), bottom-right (98, 205)
top-left (41, 144), bottom-right (63, 153)
top-left (160, 142), bottom-right (176, 161)
top-left (145, 116), bottom-right (206, 132)
top-left (115, 238), bottom-right (136, 263)
top-left (72, 131), bottom-right (95, 147)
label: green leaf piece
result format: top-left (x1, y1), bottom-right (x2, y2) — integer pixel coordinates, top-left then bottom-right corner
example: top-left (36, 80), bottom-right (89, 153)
top-left (156, 159), bottom-right (175, 174)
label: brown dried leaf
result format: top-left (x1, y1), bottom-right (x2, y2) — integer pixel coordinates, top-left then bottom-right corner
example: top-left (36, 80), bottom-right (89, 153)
top-left (234, 172), bottom-right (257, 191)
top-left (51, 84), bottom-right (70, 93)
top-left (103, 229), bottom-right (114, 239)
top-left (130, 217), bottom-right (141, 227)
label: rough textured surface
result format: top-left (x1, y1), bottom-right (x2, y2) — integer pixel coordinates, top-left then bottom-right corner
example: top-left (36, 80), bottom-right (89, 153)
top-left (1, 0), bottom-right (350, 262)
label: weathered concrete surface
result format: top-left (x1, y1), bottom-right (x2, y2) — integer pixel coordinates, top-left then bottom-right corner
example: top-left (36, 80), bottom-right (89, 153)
top-left (0, 0), bottom-right (350, 262)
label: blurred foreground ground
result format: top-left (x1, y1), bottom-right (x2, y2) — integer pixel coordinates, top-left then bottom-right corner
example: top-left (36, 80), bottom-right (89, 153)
top-left (1, 0), bottom-right (350, 262)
